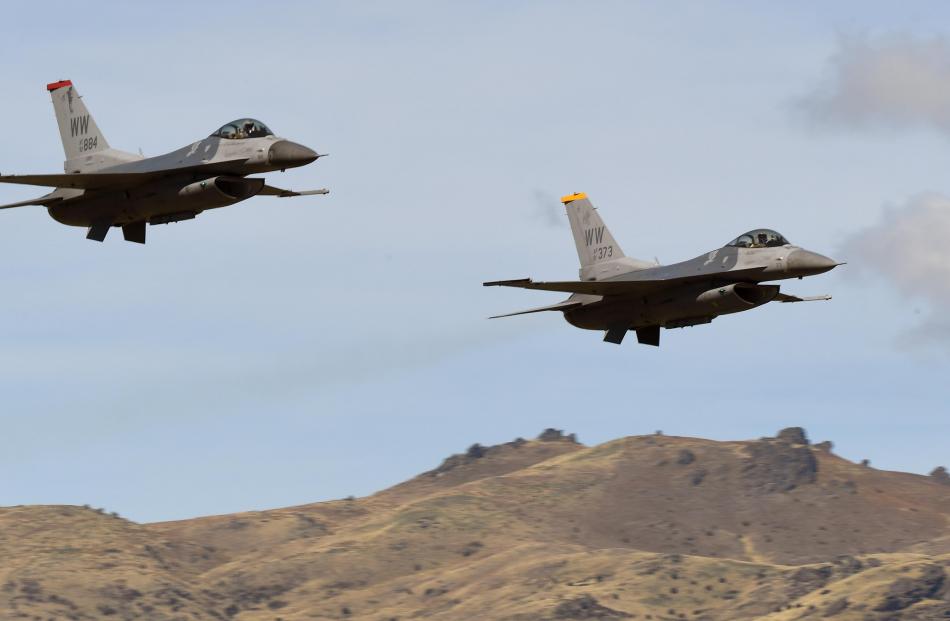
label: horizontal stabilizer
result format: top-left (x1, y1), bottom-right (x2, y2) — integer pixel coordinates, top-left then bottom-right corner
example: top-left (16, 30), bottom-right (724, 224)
top-left (0, 194), bottom-right (62, 210)
top-left (259, 184), bottom-right (329, 197)
top-left (484, 278), bottom-right (532, 287)
top-left (775, 293), bottom-right (832, 303)
top-left (489, 299), bottom-right (582, 319)
top-left (0, 159), bottom-right (250, 190)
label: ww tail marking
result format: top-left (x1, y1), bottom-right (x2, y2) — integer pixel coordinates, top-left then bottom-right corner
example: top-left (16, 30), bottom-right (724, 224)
top-left (70, 115), bottom-right (90, 137)
top-left (585, 226), bottom-right (605, 247)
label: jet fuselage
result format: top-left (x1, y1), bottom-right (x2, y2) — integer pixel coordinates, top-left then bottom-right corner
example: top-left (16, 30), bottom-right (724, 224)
top-left (485, 193), bottom-right (840, 346)
top-left (47, 134), bottom-right (317, 228)
top-left (564, 245), bottom-right (837, 331)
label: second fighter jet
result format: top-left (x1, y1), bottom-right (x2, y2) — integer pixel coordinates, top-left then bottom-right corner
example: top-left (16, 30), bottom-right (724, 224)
top-left (485, 193), bottom-right (841, 346)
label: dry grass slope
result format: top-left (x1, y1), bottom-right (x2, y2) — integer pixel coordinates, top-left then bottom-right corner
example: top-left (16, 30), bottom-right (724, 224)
top-left (2, 428), bottom-right (948, 620)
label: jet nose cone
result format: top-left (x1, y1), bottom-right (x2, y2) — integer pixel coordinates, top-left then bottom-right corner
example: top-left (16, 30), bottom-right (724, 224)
top-left (786, 249), bottom-right (840, 276)
top-left (268, 140), bottom-right (319, 168)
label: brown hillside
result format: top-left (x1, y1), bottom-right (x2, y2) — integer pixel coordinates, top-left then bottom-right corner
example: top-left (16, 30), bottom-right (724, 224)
top-left (2, 428), bottom-right (949, 620)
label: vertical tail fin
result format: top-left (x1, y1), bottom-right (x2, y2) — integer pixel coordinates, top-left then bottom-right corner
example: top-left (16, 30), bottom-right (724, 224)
top-left (47, 80), bottom-right (142, 173)
top-left (564, 193), bottom-right (625, 266)
top-left (562, 192), bottom-right (652, 280)
top-left (47, 80), bottom-right (110, 165)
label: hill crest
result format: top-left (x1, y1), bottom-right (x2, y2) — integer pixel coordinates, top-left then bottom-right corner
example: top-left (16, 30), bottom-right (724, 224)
top-left (3, 427), bottom-right (949, 620)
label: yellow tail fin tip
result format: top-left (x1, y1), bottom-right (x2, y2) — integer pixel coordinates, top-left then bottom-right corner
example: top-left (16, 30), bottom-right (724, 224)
top-left (560, 192), bottom-right (588, 204)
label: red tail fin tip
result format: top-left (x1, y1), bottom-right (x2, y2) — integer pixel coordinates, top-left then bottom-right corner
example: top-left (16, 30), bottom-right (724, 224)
top-left (46, 80), bottom-right (72, 92)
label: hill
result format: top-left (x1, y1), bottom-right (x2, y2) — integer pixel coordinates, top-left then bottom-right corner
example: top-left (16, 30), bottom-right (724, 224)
top-left (2, 428), bottom-right (949, 620)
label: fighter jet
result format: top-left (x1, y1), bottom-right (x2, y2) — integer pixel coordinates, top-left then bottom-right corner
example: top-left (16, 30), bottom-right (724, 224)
top-left (485, 193), bottom-right (841, 346)
top-left (0, 80), bottom-right (326, 243)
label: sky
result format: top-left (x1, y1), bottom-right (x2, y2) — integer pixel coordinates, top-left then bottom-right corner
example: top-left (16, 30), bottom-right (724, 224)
top-left (1, 1), bottom-right (948, 522)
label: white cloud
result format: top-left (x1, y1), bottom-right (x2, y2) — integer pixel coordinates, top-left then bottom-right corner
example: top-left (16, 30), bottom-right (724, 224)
top-left (840, 194), bottom-right (950, 345)
top-left (800, 34), bottom-right (950, 346)
top-left (797, 33), bottom-right (950, 132)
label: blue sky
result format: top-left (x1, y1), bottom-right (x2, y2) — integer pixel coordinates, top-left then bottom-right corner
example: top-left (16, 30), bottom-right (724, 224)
top-left (2, 1), bottom-right (949, 522)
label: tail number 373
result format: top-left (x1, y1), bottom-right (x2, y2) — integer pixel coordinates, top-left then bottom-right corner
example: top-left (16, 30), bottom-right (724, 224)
top-left (594, 245), bottom-right (613, 260)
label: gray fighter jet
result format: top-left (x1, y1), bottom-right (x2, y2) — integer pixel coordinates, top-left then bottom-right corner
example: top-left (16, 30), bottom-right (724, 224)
top-left (485, 193), bottom-right (841, 346)
top-left (0, 80), bottom-right (326, 243)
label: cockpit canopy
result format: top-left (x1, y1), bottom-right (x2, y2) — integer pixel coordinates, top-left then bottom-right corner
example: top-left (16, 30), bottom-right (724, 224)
top-left (726, 229), bottom-right (790, 248)
top-left (211, 119), bottom-right (273, 140)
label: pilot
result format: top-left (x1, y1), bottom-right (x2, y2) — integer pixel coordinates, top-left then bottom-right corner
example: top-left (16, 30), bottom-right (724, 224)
top-left (243, 120), bottom-right (257, 138)
top-left (756, 232), bottom-right (769, 247)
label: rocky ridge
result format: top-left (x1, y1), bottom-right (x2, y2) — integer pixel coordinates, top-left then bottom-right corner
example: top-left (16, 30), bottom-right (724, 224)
top-left (1, 427), bottom-right (948, 620)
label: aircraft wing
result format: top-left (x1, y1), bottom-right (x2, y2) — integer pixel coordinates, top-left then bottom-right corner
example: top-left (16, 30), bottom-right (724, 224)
top-left (483, 266), bottom-right (776, 296)
top-left (0, 159), bottom-right (251, 190)
top-left (0, 193), bottom-right (63, 209)
top-left (259, 184), bottom-right (329, 197)
top-left (775, 293), bottom-right (832, 303)
top-left (484, 278), bottom-right (675, 296)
